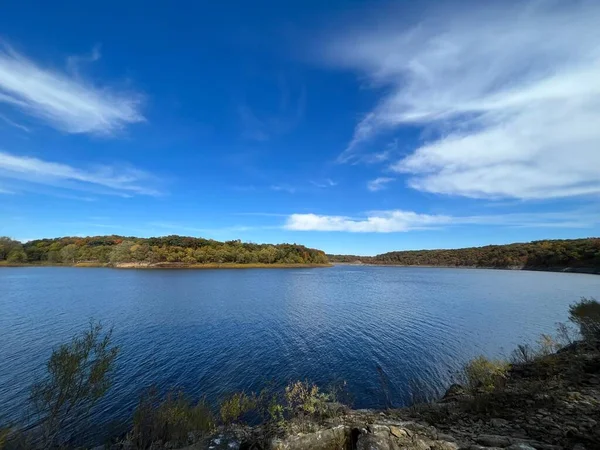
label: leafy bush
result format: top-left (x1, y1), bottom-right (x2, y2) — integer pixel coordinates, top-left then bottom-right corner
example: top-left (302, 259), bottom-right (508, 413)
top-left (285, 381), bottom-right (331, 419)
top-left (569, 297), bottom-right (600, 343)
top-left (219, 392), bottom-right (256, 425)
top-left (132, 388), bottom-right (214, 449)
top-left (30, 321), bottom-right (119, 447)
top-left (462, 356), bottom-right (509, 393)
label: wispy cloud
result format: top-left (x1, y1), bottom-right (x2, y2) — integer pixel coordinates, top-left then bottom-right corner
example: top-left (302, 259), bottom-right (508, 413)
top-left (324, 1), bottom-right (600, 199)
top-left (0, 113), bottom-right (30, 132)
top-left (0, 43), bottom-right (144, 135)
top-left (0, 151), bottom-right (161, 197)
top-left (285, 209), bottom-right (600, 233)
top-left (270, 184), bottom-right (297, 194)
top-left (367, 177), bottom-right (394, 192)
top-left (311, 178), bottom-right (337, 188)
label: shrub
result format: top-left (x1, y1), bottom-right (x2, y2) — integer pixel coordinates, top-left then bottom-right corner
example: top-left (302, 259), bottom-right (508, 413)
top-left (30, 321), bottom-right (119, 448)
top-left (462, 356), bottom-right (509, 393)
top-left (219, 392), bottom-right (256, 425)
top-left (510, 344), bottom-right (537, 364)
top-left (285, 381), bottom-right (331, 420)
top-left (132, 388), bottom-right (214, 449)
top-left (569, 298), bottom-right (600, 343)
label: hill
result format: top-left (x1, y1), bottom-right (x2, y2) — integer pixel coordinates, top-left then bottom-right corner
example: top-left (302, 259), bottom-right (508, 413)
top-left (0, 235), bottom-right (329, 267)
top-left (329, 238), bottom-right (600, 273)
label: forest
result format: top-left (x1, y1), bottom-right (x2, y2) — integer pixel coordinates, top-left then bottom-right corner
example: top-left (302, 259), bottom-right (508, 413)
top-left (328, 238), bottom-right (600, 270)
top-left (0, 235), bottom-right (329, 266)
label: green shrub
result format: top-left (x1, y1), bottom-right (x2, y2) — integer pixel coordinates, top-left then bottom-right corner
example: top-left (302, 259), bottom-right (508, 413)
top-left (219, 392), bottom-right (256, 425)
top-left (569, 298), bottom-right (600, 343)
top-left (30, 321), bottom-right (119, 448)
top-left (462, 356), bottom-right (509, 393)
top-left (285, 381), bottom-right (331, 419)
top-left (132, 388), bottom-right (214, 449)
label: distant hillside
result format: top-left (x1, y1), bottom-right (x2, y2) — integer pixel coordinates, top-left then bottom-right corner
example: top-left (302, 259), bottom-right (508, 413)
top-left (0, 235), bottom-right (329, 266)
top-left (329, 238), bottom-right (600, 272)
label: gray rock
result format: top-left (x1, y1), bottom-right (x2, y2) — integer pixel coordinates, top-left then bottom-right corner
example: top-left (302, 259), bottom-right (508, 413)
top-left (272, 426), bottom-right (348, 450)
top-left (356, 432), bottom-right (400, 450)
top-left (475, 434), bottom-right (511, 447)
top-left (430, 440), bottom-right (459, 450)
top-left (490, 418), bottom-right (510, 428)
top-left (506, 444), bottom-right (536, 450)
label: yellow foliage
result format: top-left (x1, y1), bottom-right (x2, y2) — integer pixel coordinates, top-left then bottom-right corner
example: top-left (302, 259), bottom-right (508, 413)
top-left (463, 356), bottom-right (509, 393)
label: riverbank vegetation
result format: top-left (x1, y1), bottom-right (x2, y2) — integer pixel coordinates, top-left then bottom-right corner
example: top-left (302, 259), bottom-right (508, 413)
top-left (0, 236), bottom-right (329, 267)
top-left (329, 237), bottom-right (600, 272)
top-left (1, 298), bottom-right (598, 449)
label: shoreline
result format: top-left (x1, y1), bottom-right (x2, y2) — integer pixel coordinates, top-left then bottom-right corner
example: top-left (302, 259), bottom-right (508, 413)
top-left (332, 262), bottom-right (600, 275)
top-left (2, 261), bottom-right (598, 274)
top-left (0, 261), bottom-right (332, 269)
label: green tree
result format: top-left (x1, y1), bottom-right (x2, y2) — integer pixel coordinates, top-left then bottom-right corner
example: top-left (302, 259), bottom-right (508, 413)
top-left (109, 240), bottom-right (134, 264)
top-left (6, 248), bottom-right (27, 263)
top-left (60, 244), bottom-right (78, 264)
top-left (0, 237), bottom-right (21, 261)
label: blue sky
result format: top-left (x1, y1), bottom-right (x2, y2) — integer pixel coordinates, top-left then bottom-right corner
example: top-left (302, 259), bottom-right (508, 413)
top-left (1, 0), bottom-right (599, 255)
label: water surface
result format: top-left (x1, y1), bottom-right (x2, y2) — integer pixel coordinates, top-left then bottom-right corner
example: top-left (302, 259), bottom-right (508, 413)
top-left (1, 266), bottom-right (599, 437)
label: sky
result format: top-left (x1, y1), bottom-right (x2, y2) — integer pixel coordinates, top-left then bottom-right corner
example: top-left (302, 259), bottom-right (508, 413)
top-left (1, 0), bottom-right (599, 255)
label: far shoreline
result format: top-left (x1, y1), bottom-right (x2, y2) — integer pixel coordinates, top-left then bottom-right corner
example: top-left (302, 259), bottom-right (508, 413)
top-left (332, 261), bottom-right (600, 275)
top-left (0, 261), bottom-right (333, 270)
top-left (2, 261), bottom-right (598, 274)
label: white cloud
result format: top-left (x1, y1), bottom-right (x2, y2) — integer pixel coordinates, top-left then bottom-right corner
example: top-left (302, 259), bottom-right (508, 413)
top-left (271, 184), bottom-right (297, 194)
top-left (311, 178), bottom-right (337, 188)
top-left (325, 0), bottom-right (600, 199)
top-left (285, 211), bottom-right (452, 232)
top-left (0, 151), bottom-right (160, 196)
top-left (285, 209), bottom-right (600, 233)
top-left (0, 43), bottom-right (144, 134)
top-left (367, 177), bottom-right (394, 192)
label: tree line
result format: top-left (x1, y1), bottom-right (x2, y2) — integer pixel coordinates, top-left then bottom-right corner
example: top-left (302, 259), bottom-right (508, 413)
top-left (328, 238), bottom-right (600, 270)
top-left (0, 235), bottom-right (329, 265)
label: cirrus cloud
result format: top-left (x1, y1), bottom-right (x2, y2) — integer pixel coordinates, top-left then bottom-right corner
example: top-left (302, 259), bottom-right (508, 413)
top-left (0, 150), bottom-right (161, 197)
top-left (324, 0), bottom-right (600, 200)
top-left (0, 43), bottom-right (144, 135)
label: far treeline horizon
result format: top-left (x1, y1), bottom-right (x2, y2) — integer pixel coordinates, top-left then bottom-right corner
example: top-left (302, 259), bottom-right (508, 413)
top-left (0, 236), bottom-right (599, 271)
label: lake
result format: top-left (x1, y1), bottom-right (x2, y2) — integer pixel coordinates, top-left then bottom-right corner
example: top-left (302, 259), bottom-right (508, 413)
top-left (1, 266), bottom-right (600, 439)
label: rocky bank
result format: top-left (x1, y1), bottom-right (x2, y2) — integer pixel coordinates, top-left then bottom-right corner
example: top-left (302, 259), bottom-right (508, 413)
top-left (114, 339), bottom-right (599, 450)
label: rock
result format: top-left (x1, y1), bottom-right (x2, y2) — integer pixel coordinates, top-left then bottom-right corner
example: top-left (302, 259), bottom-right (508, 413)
top-left (475, 434), bottom-right (511, 447)
top-left (437, 433), bottom-right (457, 442)
top-left (389, 426), bottom-right (408, 438)
top-left (430, 441), bottom-right (459, 450)
top-left (506, 444), bottom-right (536, 450)
top-left (356, 432), bottom-right (400, 450)
top-left (367, 424), bottom-right (391, 434)
top-left (490, 418), bottom-right (510, 428)
top-left (469, 446), bottom-right (503, 450)
top-left (271, 426), bottom-right (348, 450)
